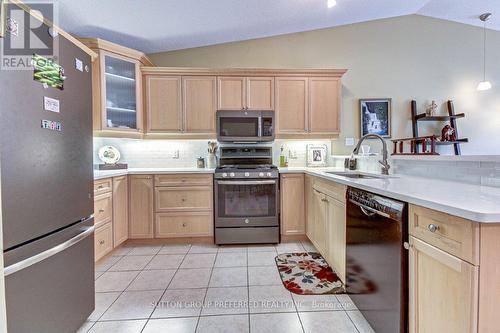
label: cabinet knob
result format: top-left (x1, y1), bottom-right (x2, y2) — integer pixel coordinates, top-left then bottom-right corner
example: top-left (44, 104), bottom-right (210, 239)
top-left (403, 242), bottom-right (412, 250)
top-left (98, 185), bottom-right (103, 189)
top-left (99, 209), bottom-right (105, 213)
top-left (428, 224), bottom-right (439, 233)
top-left (182, 223), bottom-right (187, 227)
top-left (99, 240), bottom-right (105, 245)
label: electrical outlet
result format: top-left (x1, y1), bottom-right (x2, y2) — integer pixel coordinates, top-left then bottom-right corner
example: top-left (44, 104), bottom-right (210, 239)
top-left (345, 137), bottom-right (355, 146)
top-left (171, 150), bottom-right (179, 159)
top-left (288, 149), bottom-right (298, 159)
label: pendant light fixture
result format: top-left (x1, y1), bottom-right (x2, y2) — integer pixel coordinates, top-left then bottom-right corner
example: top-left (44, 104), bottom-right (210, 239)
top-left (477, 13), bottom-right (492, 91)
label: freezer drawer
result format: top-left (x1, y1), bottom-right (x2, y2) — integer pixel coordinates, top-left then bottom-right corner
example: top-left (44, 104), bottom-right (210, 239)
top-left (4, 220), bottom-right (95, 333)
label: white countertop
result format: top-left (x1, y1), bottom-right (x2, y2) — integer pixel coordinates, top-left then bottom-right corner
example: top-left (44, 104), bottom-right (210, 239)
top-left (94, 166), bottom-right (500, 223)
top-left (94, 168), bottom-right (215, 180)
top-left (280, 167), bottom-right (500, 223)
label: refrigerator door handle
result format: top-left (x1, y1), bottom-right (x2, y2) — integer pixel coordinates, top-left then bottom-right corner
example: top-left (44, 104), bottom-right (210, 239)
top-left (4, 224), bottom-right (95, 277)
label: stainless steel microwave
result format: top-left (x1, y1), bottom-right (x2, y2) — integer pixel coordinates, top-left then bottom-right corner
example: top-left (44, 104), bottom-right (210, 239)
top-left (216, 110), bottom-right (275, 143)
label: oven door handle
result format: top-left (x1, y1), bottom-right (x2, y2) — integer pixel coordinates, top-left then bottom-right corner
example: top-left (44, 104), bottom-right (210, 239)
top-left (349, 199), bottom-right (390, 218)
top-left (217, 180), bottom-right (277, 185)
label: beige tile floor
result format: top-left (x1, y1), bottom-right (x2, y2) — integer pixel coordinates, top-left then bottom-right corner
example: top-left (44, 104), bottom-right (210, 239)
top-left (78, 241), bottom-right (375, 333)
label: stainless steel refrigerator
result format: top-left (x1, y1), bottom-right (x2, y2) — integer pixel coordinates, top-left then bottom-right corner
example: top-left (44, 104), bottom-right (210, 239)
top-left (0, 22), bottom-right (95, 333)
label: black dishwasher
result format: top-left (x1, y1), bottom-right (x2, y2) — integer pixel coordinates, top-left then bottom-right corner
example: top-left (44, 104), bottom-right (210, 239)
top-left (346, 187), bottom-right (408, 333)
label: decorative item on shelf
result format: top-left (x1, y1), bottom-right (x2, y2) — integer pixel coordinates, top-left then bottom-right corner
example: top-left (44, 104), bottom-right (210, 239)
top-left (391, 136), bottom-right (439, 155)
top-left (97, 146), bottom-right (128, 170)
top-left (425, 100), bottom-right (438, 116)
top-left (410, 100), bottom-right (468, 155)
top-left (207, 141), bottom-right (218, 168)
top-left (307, 144), bottom-right (327, 167)
top-left (360, 98), bottom-right (391, 138)
top-left (197, 157), bottom-right (205, 169)
top-left (440, 125), bottom-right (456, 142)
top-left (0, 0), bottom-right (5, 38)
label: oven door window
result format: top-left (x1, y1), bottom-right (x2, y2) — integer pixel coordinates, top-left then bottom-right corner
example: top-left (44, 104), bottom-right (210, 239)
top-left (219, 117), bottom-right (259, 138)
top-left (218, 183), bottom-right (276, 217)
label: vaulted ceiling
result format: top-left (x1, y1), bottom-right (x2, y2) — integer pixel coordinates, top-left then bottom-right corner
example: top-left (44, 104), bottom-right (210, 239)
top-left (58, 0), bottom-right (499, 53)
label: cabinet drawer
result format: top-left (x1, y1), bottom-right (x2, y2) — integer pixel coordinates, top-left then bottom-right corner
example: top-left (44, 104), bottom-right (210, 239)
top-left (409, 204), bottom-right (479, 265)
top-left (155, 174), bottom-right (212, 187)
top-left (155, 186), bottom-right (213, 212)
top-left (94, 178), bottom-right (112, 195)
top-left (95, 223), bottom-right (113, 261)
top-left (94, 192), bottom-right (112, 228)
top-left (313, 178), bottom-right (346, 204)
top-left (155, 212), bottom-right (213, 238)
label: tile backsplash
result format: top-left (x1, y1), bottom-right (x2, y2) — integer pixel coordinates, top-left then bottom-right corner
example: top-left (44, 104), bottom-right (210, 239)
top-left (93, 138), bottom-right (334, 168)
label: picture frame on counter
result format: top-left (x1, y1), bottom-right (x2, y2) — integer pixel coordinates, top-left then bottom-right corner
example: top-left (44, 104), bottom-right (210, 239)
top-left (360, 98), bottom-right (392, 138)
top-left (307, 144), bottom-right (327, 167)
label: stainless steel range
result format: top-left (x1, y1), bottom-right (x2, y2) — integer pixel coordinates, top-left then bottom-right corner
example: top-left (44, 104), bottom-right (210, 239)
top-left (214, 146), bottom-right (280, 244)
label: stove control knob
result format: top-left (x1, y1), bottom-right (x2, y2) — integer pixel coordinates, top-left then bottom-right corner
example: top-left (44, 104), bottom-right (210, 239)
top-left (230, 173), bottom-right (235, 178)
top-left (222, 173), bottom-right (228, 178)
top-left (259, 172), bottom-right (264, 177)
top-left (244, 172), bottom-right (250, 177)
top-left (267, 172), bottom-right (272, 177)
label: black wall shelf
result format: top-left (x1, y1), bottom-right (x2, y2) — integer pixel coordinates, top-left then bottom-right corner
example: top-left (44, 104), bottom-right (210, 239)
top-left (411, 100), bottom-right (467, 155)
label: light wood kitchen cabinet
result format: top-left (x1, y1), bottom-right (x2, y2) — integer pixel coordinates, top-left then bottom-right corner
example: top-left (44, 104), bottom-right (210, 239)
top-left (276, 77), bottom-right (309, 134)
top-left (247, 77), bottom-right (274, 110)
top-left (325, 196), bottom-right (346, 282)
top-left (93, 192), bottom-right (112, 229)
top-left (218, 77), bottom-right (246, 110)
top-left (79, 38), bottom-right (153, 136)
top-left (311, 187), bottom-right (327, 254)
top-left (276, 77), bottom-right (341, 136)
top-left (145, 76), bottom-right (182, 132)
top-left (409, 236), bottom-right (478, 333)
top-left (218, 76), bottom-right (274, 111)
top-left (183, 76), bottom-right (217, 133)
top-left (154, 174), bottom-right (214, 238)
top-left (155, 186), bottom-right (213, 212)
top-left (280, 174), bottom-right (305, 235)
top-left (129, 175), bottom-right (154, 239)
top-left (155, 211), bottom-right (213, 238)
top-left (112, 176), bottom-right (128, 247)
top-left (305, 175), bottom-right (315, 241)
top-left (306, 178), bottom-right (346, 281)
top-left (94, 178), bottom-right (112, 196)
top-left (309, 77), bottom-right (341, 134)
top-left (94, 222), bottom-right (113, 262)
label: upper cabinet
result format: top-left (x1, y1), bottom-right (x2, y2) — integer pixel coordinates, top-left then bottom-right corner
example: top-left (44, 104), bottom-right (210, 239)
top-left (276, 76), bottom-right (342, 137)
top-left (146, 76), bottom-right (182, 133)
top-left (79, 38), bottom-right (154, 137)
top-left (218, 76), bottom-right (274, 111)
top-left (183, 76), bottom-right (217, 133)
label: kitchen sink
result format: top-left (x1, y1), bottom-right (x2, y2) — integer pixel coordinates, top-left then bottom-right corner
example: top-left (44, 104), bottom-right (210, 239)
top-left (326, 171), bottom-right (395, 179)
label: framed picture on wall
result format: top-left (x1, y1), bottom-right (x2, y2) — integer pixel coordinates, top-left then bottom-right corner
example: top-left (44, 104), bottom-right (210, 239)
top-left (360, 98), bottom-right (392, 138)
top-left (307, 144), bottom-right (327, 167)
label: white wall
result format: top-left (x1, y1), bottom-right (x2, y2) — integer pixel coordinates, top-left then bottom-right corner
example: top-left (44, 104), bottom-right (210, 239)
top-left (148, 15), bottom-right (500, 156)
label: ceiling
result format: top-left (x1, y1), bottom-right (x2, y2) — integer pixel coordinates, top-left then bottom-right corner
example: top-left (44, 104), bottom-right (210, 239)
top-left (57, 0), bottom-right (500, 54)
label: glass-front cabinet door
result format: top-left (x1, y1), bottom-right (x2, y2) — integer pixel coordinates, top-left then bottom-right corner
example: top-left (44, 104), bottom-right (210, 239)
top-left (101, 52), bottom-right (141, 131)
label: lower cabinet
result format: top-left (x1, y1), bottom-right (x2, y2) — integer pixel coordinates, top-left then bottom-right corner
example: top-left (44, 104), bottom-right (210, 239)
top-left (305, 176), bottom-right (346, 283)
top-left (280, 174), bottom-right (305, 235)
top-left (154, 174), bottom-right (213, 238)
top-left (113, 176), bottom-right (128, 246)
top-left (129, 175), bottom-right (154, 239)
top-left (409, 236), bottom-right (478, 333)
top-left (325, 196), bottom-right (346, 283)
top-left (94, 222), bottom-right (113, 261)
top-left (156, 211), bottom-right (213, 238)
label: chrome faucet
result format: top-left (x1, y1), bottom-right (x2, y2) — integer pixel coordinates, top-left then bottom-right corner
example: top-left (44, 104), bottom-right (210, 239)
top-left (352, 134), bottom-right (391, 175)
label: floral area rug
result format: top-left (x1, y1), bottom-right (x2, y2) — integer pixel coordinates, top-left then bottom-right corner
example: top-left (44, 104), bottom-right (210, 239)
top-left (275, 252), bottom-right (344, 295)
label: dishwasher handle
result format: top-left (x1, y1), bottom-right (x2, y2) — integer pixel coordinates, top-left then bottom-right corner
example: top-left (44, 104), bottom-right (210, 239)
top-left (349, 199), bottom-right (391, 218)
